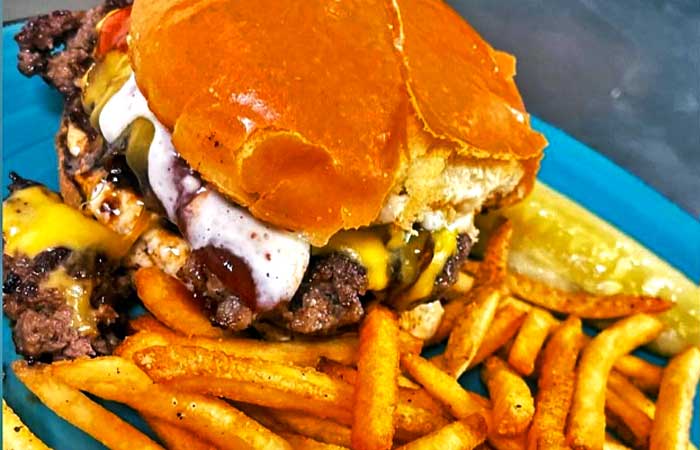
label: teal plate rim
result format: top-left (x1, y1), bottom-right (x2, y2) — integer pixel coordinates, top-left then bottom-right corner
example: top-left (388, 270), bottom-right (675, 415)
top-left (2, 22), bottom-right (699, 448)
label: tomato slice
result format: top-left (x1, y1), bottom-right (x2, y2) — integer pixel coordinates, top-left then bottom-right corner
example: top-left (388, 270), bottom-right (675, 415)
top-left (96, 7), bottom-right (131, 58)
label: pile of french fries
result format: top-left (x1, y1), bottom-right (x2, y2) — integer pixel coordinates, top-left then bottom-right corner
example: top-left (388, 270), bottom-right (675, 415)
top-left (6, 219), bottom-right (700, 450)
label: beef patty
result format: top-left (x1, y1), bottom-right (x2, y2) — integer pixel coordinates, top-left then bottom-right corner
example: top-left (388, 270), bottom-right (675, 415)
top-left (3, 246), bottom-right (130, 361)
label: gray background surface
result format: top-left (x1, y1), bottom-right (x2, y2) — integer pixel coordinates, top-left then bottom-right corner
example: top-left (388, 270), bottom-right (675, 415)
top-left (4, 0), bottom-right (699, 217)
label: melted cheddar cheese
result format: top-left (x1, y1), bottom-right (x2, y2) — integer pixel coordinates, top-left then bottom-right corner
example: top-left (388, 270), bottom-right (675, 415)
top-left (320, 229), bottom-right (391, 291)
top-left (318, 227), bottom-right (459, 303)
top-left (43, 268), bottom-right (97, 335)
top-left (3, 186), bottom-right (126, 258)
top-left (395, 229), bottom-right (458, 306)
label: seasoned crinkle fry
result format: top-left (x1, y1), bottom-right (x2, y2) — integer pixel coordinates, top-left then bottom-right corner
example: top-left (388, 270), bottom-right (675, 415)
top-left (145, 416), bottom-right (217, 450)
top-left (508, 308), bottom-right (556, 376)
top-left (481, 357), bottom-right (534, 436)
top-left (12, 361), bottom-right (163, 450)
top-left (567, 313), bottom-right (663, 450)
top-left (649, 346), bottom-right (700, 450)
top-left (3, 399), bottom-right (51, 450)
top-left (401, 353), bottom-right (490, 420)
top-left (48, 356), bottom-right (290, 450)
top-left (443, 287), bottom-right (501, 378)
top-left (134, 267), bottom-right (225, 338)
top-left (507, 272), bottom-right (672, 319)
top-left (352, 305), bottom-right (400, 450)
top-left (527, 316), bottom-right (585, 450)
top-left (396, 414), bottom-right (488, 450)
top-left (604, 387), bottom-right (652, 449)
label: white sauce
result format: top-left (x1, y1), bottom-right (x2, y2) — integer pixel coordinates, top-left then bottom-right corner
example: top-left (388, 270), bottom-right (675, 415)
top-left (183, 191), bottom-right (310, 311)
top-left (100, 74), bottom-right (310, 310)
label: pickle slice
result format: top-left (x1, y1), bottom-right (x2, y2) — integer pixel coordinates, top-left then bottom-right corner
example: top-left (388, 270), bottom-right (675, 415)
top-left (479, 182), bottom-right (699, 355)
top-left (82, 50), bottom-right (132, 128)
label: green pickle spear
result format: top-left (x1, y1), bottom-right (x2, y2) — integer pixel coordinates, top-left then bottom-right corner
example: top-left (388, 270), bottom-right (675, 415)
top-left (477, 182), bottom-right (699, 356)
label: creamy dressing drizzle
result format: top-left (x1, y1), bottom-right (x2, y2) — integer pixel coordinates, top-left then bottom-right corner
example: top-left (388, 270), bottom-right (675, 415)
top-left (99, 74), bottom-right (310, 311)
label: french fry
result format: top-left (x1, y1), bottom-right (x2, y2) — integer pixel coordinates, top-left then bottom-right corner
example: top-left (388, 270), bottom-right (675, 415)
top-left (352, 305), bottom-right (400, 450)
top-left (120, 327), bottom-right (361, 367)
top-left (482, 357), bottom-right (534, 436)
top-left (649, 346), bottom-right (700, 450)
top-left (134, 267), bottom-right (224, 338)
top-left (604, 434), bottom-right (632, 450)
top-left (430, 303), bottom-right (527, 371)
top-left (607, 371), bottom-right (655, 419)
top-left (508, 308), bottom-right (556, 376)
top-left (394, 402), bottom-right (451, 443)
top-left (613, 354), bottom-right (663, 394)
top-left (48, 356), bottom-right (290, 450)
top-left (452, 271), bottom-right (476, 294)
top-left (567, 314), bottom-right (664, 450)
top-left (134, 344), bottom-right (355, 424)
top-left (471, 304), bottom-right (529, 370)
top-left (431, 221), bottom-right (511, 346)
top-left (279, 432), bottom-right (349, 450)
top-left (527, 316), bottom-right (585, 450)
top-left (429, 297), bottom-right (468, 345)
top-left (317, 359), bottom-right (421, 390)
top-left (396, 414), bottom-right (488, 450)
top-left (489, 433), bottom-right (527, 450)
top-left (3, 399), bottom-right (51, 450)
top-left (401, 353), bottom-right (490, 420)
top-left (444, 287), bottom-right (501, 377)
top-left (145, 416), bottom-right (217, 450)
top-left (478, 220), bottom-right (513, 285)
top-left (605, 387), bottom-right (652, 449)
top-left (507, 272), bottom-right (672, 318)
top-left (12, 361), bottom-right (163, 450)
top-left (266, 410), bottom-right (351, 447)
top-left (129, 314), bottom-right (171, 334)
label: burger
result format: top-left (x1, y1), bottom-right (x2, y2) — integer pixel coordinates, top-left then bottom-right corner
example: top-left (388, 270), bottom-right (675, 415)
top-left (4, 0), bottom-right (546, 361)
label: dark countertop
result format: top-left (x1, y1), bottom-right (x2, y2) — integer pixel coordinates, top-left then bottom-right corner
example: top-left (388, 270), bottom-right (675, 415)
top-left (4, 0), bottom-right (699, 217)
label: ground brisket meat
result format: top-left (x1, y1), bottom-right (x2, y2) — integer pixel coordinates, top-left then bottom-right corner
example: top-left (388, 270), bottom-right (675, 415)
top-left (283, 253), bottom-right (367, 335)
top-left (178, 252), bottom-right (255, 331)
top-left (433, 233), bottom-right (472, 294)
top-left (3, 247), bottom-right (129, 361)
top-left (179, 251), bottom-right (368, 335)
top-left (15, 1), bottom-right (132, 138)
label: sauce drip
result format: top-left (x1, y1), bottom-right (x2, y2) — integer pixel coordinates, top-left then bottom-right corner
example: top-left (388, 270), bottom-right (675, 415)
top-left (193, 246), bottom-right (257, 310)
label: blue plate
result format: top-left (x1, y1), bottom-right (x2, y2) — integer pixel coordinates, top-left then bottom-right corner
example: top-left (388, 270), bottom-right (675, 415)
top-left (3, 22), bottom-right (699, 448)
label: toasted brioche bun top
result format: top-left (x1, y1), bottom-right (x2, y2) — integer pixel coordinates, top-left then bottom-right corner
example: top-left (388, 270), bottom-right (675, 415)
top-left (129, 0), bottom-right (546, 245)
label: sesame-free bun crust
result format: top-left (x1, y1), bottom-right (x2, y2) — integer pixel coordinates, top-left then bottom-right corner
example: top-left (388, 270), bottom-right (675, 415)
top-left (129, 0), bottom-right (546, 245)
